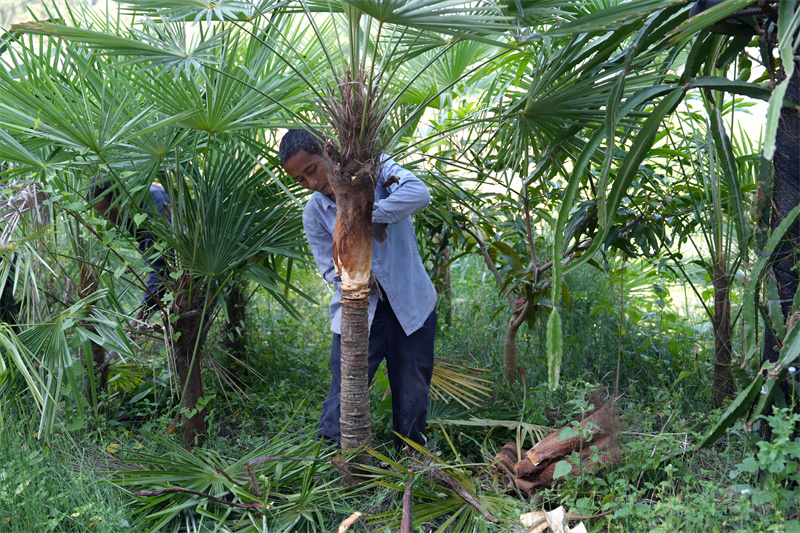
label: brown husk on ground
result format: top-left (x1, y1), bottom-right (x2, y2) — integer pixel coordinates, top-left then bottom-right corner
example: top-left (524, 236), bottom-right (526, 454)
top-left (494, 392), bottom-right (621, 492)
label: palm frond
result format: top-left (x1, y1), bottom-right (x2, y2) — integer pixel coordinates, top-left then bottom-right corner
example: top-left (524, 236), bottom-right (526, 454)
top-left (430, 359), bottom-right (493, 409)
top-left (430, 417), bottom-right (551, 449)
top-left (343, 0), bottom-right (518, 44)
top-left (114, 429), bottom-right (357, 532)
top-left (121, 0), bottom-right (258, 23)
top-left (548, 0), bottom-right (685, 38)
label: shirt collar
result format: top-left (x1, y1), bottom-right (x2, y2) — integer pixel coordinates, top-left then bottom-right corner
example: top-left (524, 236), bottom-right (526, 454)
top-left (316, 191), bottom-right (337, 209)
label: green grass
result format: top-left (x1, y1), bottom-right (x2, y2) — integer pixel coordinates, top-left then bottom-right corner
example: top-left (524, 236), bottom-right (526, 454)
top-left (1, 257), bottom-right (796, 532)
top-left (0, 410), bottom-right (139, 532)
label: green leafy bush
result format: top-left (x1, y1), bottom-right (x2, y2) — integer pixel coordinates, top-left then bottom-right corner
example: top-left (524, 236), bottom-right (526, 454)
top-left (730, 406), bottom-right (800, 526)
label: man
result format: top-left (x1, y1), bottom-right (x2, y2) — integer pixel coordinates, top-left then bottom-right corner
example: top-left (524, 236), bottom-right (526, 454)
top-left (279, 129), bottom-right (437, 448)
top-left (87, 177), bottom-right (171, 330)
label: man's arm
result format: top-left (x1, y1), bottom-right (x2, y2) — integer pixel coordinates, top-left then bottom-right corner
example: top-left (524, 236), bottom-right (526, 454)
top-left (303, 210), bottom-right (339, 286)
top-left (371, 158), bottom-right (431, 226)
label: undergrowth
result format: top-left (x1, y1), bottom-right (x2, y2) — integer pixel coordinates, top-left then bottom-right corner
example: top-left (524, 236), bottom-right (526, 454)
top-left (0, 257), bottom-right (796, 532)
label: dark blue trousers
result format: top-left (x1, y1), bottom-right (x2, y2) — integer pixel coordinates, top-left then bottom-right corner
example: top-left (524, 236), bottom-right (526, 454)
top-left (318, 296), bottom-right (436, 448)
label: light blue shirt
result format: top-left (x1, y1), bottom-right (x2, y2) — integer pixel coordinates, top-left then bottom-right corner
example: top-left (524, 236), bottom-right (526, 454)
top-left (302, 157), bottom-right (437, 336)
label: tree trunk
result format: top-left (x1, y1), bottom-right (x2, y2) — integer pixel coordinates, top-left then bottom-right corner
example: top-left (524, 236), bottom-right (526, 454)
top-left (173, 278), bottom-right (210, 448)
top-left (433, 246), bottom-right (452, 328)
top-left (78, 263), bottom-right (108, 393)
top-left (0, 254), bottom-right (19, 328)
top-left (763, 56), bottom-right (800, 369)
top-left (711, 257), bottom-right (735, 407)
top-left (222, 277), bottom-right (247, 362)
top-left (329, 153), bottom-right (376, 453)
top-left (503, 300), bottom-right (531, 384)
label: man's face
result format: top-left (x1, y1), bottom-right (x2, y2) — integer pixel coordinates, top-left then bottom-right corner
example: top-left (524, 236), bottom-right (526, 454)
top-left (94, 197), bottom-right (123, 226)
top-left (282, 149), bottom-right (334, 198)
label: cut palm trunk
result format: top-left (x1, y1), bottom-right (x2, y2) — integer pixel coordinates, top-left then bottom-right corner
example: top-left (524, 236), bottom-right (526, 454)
top-left (331, 162), bottom-right (375, 452)
top-left (494, 394), bottom-right (621, 492)
top-left (326, 67), bottom-right (384, 452)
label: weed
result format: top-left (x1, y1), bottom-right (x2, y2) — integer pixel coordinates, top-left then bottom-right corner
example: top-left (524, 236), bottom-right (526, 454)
top-left (0, 409), bottom-right (137, 532)
top-left (730, 406), bottom-right (800, 525)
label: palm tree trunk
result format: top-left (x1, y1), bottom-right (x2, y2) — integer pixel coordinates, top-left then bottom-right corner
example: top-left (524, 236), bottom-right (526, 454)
top-left (332, 175), bottom-right (375, 452)
top-left (0, 255), bottom-right (19, 328)
top-left (173, 278), bottom-right (210, 448)
top-left (78, 263), bottom-right (108, 393)
top-left (763, 56), bottom-right (800, 369)
top-left (222, 277), bottom-right (247, 361)
top-left (711, 257), bottom-right (735, 407)
top-left (325, 66), bottom-right (385, 452)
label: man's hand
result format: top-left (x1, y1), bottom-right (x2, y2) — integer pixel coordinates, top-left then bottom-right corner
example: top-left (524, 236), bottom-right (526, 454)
top-left (372, 222), bottom-right (388, 244)
top-left (129, 308), bottom-right (147, 333)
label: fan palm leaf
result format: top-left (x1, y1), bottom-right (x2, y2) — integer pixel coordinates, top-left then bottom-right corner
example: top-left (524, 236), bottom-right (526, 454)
top-left (114, 429), bottom-right (362, 533)
top-left (2, 4), bottom-right (312, 443)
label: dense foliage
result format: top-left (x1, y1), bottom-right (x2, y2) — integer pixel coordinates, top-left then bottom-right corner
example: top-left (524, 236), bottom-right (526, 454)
top-left (1, 0), bottom-right (799, 531)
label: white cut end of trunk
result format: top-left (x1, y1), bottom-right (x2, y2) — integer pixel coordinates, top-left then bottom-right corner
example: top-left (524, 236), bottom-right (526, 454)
top-left (340, 268), bottom-right (371, 297)
top-left (337, 512), bottom-right (362, 532)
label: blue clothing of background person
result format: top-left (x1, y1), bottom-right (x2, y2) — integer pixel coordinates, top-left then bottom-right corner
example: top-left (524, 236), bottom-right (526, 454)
top-left (88, 180), bottom-right (171, 328)
top-left (279, 129), bottom-right (437, 448)
top-left (135, 184), bottom-right (171, 314)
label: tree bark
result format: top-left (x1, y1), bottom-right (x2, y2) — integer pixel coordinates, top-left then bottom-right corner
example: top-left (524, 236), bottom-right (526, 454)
top-left (711, 257), bottom-right (735, 407)
top-left (503, 300), bottom-right (532, 384)
top-left (173, 278), bottom-right (210, 448)
top-left (78, 262), bottom-right (108, 393)
top-left (328, 150), bottom-right (376, 452)
top-left (763, 56), bottom-right (800, 369)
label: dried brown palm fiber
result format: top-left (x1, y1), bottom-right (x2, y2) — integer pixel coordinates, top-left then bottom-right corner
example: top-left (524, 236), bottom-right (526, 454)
top-left (493, 442), bottom-right (520, 475)
top-left (324, 67), bottom-right (384, 187)
top-left (521, 433), bottom-right (622, 492)
top-left (521, 396), bottom-right (619, 471)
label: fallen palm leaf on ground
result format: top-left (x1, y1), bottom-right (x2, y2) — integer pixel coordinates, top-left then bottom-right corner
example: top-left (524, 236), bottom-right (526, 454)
top-left (429, 358), bottom-right (494, 408)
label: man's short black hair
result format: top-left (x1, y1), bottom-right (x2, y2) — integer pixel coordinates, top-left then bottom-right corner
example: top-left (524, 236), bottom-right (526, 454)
top-left (279, 129), bottom-right (324, 166)
top-left (86, 175), bottom-right (116, 204)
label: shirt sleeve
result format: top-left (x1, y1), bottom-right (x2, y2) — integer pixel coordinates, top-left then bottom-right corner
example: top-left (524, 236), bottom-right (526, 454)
top-left (372, 158), bottom-right (431, 226)
top-left (303, 208), bottom-right (338, 286)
